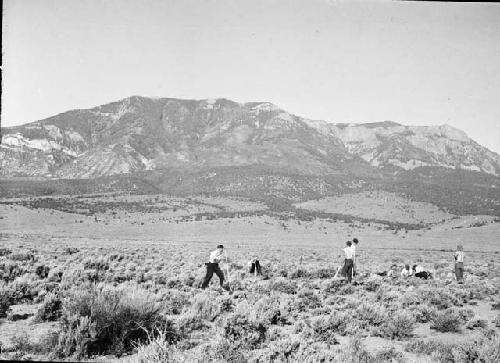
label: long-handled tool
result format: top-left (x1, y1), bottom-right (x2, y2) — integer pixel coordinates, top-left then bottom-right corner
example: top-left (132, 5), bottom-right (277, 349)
top-left (224, 251), bottom-right (233, 294)
top-left (333, 265), bottom-right (342, 279)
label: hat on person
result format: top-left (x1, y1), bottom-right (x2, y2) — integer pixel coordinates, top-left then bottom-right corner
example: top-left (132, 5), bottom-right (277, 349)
top-left (217, 244), bottom-right (224, 249)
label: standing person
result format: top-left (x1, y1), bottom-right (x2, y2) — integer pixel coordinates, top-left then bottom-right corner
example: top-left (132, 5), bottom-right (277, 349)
top-left (201, 245), bottom-right (227, 289)
top-left (342, 241), bottom-right (355, 284)
top-left (454, 245), bottom-right (465, 284)
top-left (352, 238), bottom-right (359, 277)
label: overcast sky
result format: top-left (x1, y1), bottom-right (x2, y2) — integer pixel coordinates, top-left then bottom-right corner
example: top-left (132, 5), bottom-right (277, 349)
top-left (2, 0), bottom-right (500, 153)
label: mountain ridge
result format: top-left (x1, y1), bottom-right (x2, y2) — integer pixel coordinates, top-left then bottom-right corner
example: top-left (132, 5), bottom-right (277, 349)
top-left (1, 95), bottom-right (499, 178)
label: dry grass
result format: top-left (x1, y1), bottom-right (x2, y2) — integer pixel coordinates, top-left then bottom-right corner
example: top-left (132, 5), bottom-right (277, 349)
top-left (1, 193), bottom-right (500, 361)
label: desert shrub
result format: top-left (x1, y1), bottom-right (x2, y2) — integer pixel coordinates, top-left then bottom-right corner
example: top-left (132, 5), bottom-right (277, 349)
top-left (54, 283), bottom-right (172, 358)
top-left (363, 278), bottom-right (381, 292)
top-left (423, 289), bottom-right (462, 310)
top-left (0, 283), bottom-right (13, 318)
top-left (411, 304), bottom-right (437, 323)
top-left (310, 316), bottom-right (340, 345)
top-left (430, 309), bottom-right (462, 333)
top-left (222, 312), bottom-right (267, 349)
top-left (457, 308), bottom-right (475, 323)
top-left (466, 318), bottom-right (488, 330)
top-left (185, 291), bottom-right (224, 321)
top-left (313, 268), bottom-right (336, 279)
top-left (10, 273), bottom-right (40, 302)
top-left (9, 252), bottom-right (35, 262)
top-left (194, 337), bottom-right (247, 363)
top-left (136, 329), bottom-right (186, 363)
top-left (309, 310), bottom-right (350, 340)
top-left (493, 314), bottom-right (500, 327)
top-left (355, 304), bottom-right (387, 328)
top-left (335, 335), bottom-right (373, 363)
top-left (0, 248), bottom-right (12, 256)
top-left (406, 332), bottom-right (500, 363)
top-left (289, 268), bottom-right (310, 279)
top-left (176, 314), bottom-right (206, 337)
top-left (47, 269), bottom-right (64, 283)
top-left (35, 265), bottom-right (50, 279)
top-left (10, 332), bottom-right (33, 353)
top-left (63, 247), bottom-right (79, 255)
top-left (378, 311), bottom-right (415, 339)
top-left (157, 290), bottom-right (190, 315)
top-left (250, 338), bottom-right (301, 362)
top-left (373, 346), bottom-right (404, 363)
top-left (83, 257), bottom-right (109, 271)
top-left (0, 261), bottom-right (26, 282)
top-left (268, 278), bottom-right (297, 294)
top-left (34, 293), bottom-right (62, 322)
top-left (404, 339), bottom-right (454, 362)
top-left (295, 289), bottom-right (322, 311)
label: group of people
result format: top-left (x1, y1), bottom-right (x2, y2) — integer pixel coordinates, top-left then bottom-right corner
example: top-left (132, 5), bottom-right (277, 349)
top-left (201, 244), bottom-right (262, 290)
top-left (377, 263), bottom-right (432, 280)
top-left (200, 240), bottom-right (467, 289)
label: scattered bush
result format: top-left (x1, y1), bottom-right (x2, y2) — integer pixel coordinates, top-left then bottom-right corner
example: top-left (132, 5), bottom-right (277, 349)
top-left (34, 293), bottom-right (62, 322)
top-left (378, 311), bottom-right (415, 339)
top-left (0, 248), bottom-right (12, 257)
top-left (0, 284), bottom-right (13, 318)
top-left (35, 265), bottom-right (50, 279)
top-left (430, 309), bottom-right (462, 333)
top-left (268, 278), bottom-right (297, 295)
top-left (222, 312), bottom-right (267, 349)
top-left (54, 284), bottom-right (171, 358)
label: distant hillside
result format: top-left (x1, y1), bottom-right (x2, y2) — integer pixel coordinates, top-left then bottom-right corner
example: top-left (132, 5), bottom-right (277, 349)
top-left (2, 96), bottom-right (499, 179)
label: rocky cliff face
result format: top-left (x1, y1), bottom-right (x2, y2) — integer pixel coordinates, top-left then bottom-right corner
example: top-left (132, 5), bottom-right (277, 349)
top-left (323, 121), bottom-right (500, 175)
top-left (1, 96), bottom-right (499, 178)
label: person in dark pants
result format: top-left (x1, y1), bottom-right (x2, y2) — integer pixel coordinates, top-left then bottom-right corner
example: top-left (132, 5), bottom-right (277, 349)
top-left (454, 244), bottom-right (465, 284)
top-left (201, 245), bottom-right (226, 289)
top-left (248, 257), bottom-right (262, 275)
top-left (342, 240), bottom-right (355, 284)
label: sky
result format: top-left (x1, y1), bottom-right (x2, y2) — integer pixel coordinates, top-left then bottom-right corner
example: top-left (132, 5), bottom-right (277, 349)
top-left (2, 0), bottom-right (500, 153)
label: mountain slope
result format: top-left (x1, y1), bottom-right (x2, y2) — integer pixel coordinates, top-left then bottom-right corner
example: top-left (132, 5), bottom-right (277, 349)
top-left (1, 96), bottom-right (499, 179)
top-left (0, 96), bottom-right (365, 178)
top-left (313, 121), bottom-right (500, 175)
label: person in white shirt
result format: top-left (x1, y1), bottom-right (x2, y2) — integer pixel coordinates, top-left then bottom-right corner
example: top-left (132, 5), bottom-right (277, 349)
top-left (342, 240), bottom-right (355, 283)
top-left (201, 245), bottom-right (227, 289)
top-left (454, 245), bottom-right (465, 284)
top-left (401, 264), bottom-right (413, 278)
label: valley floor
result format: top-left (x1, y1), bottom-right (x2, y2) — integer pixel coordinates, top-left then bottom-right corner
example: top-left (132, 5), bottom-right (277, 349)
top-left (0, 196), bottom-right (499, 362)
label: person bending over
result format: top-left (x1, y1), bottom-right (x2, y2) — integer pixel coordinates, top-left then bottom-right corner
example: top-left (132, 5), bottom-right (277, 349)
top-left (248, 257), bottom-right (262, 275)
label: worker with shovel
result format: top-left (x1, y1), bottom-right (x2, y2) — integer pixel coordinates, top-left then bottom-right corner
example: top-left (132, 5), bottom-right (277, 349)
top-left (201, 244), bottom-right (230, 291)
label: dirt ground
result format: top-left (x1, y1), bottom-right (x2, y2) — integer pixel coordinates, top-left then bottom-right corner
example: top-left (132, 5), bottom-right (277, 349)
top-left (1, 195), bottom-right (499, 362)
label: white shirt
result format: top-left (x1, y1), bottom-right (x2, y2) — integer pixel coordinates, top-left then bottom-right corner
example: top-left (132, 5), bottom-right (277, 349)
top-left (455, 251), bottom-right (464, 263)
top-left (343, 246), bottom-right (354, 259)
top-left (414, 265), bottom-right (424, 273)
top-left (209, 249), bottom-right (225, 263)
top-left (401, 268), bottom-right (413, 278)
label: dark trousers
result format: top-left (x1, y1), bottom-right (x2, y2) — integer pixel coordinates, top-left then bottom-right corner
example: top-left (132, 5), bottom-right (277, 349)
top-left (249, 260), bottom-right (262, 274)
top-left (455, 262), bottom-right (464, 282)
top-left (343, 259), bottom-right (354, 283)
top-left (201, 263), bottom-right (224, 288)
top-left (415, 271), bottom-right (430, 280)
